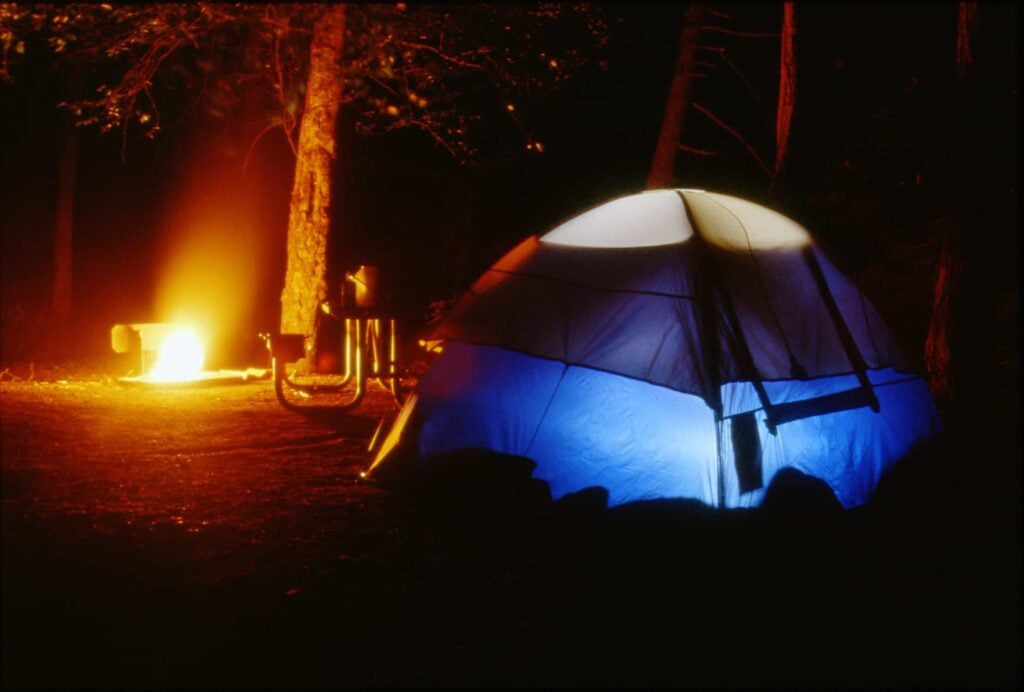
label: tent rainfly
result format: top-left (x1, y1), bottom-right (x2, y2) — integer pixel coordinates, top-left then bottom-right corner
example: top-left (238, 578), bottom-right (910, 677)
top-left (368, 189), bottom-right (941, 509)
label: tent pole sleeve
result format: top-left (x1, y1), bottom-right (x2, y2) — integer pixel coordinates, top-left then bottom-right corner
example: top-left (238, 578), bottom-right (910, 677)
top-left (680, 191), bottom-right (730, 507)
top-left (716, 289), bottom-right (781, 433)
top-left (682, 191), bottom-right (780, 433)
top-left (802, 247), bottom-right (880, 412)
top-left (680, 192), bottom-right (723, 418)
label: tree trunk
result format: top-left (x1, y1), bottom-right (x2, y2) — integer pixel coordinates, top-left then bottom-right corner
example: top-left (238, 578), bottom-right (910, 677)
top-left (52, 63), bottom-right (81, 318)
top-left (924, 224), bottom-right (963, 413)
top-left (279, 4), bottom-right (347, 368)
top-left (771, 2), bottom-right (796, 192)
top-left (646, 3), bottom-right (703, 190)
top-left (955, 1), bottom-right (977, 81)
top-left (923, 1), bottom-right (1008, 429)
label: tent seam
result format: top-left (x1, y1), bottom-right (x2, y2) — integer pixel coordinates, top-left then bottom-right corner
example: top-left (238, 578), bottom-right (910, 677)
top-left (689, 191), bottom-right (803, 372)
top-left (524, 362), bottom-right (569, 458)
top-left (485, 267), bottom-right (697, 301)
top-left (438, 339), bottom-right (923, 408)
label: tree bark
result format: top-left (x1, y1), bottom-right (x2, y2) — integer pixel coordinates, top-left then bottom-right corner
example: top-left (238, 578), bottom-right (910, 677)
top-left (646, 3), bottom-right (703, 190)
top-left (925, 1), bottom-right (995, 424)
top-left (955, 1), bottom-right (977, 81)
top-left (771, 2), bottom-right (796, 191)
top-left (924, 224), bottom-right (963, 413)
top-left (279, 4), bottom-right (346, 367)
top-left (52, 63), bottom-right (81, 318)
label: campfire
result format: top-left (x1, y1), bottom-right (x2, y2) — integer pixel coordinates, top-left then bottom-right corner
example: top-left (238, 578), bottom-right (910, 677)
top-left (149, 327), bottom-right (205, 382)
top-left (111, 322), bottom-right (268, 387)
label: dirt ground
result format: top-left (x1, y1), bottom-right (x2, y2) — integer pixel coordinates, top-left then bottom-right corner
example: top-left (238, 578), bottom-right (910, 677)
top-left (2, 364), bottom-right (1021, 689)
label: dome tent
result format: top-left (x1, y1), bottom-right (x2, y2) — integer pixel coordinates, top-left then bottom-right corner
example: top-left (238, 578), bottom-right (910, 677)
top-left (369, 189), bottom-right (940, 510)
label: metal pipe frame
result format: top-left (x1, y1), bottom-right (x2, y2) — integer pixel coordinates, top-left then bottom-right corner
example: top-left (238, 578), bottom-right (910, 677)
top-left (267, 312), bottom-right (405, 412)
top-left (274, 318), bottom-right (365, 411)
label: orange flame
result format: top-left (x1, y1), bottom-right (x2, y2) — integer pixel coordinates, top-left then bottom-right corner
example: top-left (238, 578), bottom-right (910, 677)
top-left (153, 142), bottom-right (278, 370)
top-left (150, 328), bottom-right (205, 382)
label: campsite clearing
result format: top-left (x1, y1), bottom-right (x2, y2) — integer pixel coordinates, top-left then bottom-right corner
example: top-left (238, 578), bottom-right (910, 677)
top-left (1, 373), bottom-right (1019, 688)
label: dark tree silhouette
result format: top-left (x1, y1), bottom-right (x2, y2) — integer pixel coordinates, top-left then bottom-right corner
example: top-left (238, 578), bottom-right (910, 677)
top-left (924, 0), bottom-right (990, 417)
top-left (52, 62), bottom-right (80, 318)
top-left (645, 3), bottom-right (782, 190)
top-left (646, 3), bottom-right (703, 189)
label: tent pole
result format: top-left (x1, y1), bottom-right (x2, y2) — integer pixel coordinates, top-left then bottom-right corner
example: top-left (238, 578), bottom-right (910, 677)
top-left (680, 190), bottom-right (780, 434)
top-left (802, 247), bottom-right (880, 412)
top-left (716, 287), bottom-right (782, 434)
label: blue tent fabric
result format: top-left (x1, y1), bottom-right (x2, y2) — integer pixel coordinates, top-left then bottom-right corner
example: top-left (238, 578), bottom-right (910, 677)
top-left (371, 190), bottom-right (942, 509)
top-left (415, 342), bottom-right (718, 507)
top-left (411, 343), bottom-right (938, 509)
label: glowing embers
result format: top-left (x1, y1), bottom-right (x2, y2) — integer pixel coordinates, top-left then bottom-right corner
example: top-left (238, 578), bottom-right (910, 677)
top-left (149, 328), bottom-right (205, 382)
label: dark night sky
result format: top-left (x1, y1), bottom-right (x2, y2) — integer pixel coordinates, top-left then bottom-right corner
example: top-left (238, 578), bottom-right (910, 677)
top-left (0, 3), bottom-right (1018, 370)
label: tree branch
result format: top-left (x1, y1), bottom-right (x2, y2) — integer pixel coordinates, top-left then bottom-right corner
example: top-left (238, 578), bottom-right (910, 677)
top-left (408, 118), bottom-right (460, 157)
top-left (715, 47), bottom-right (761, 103)
top-left (678, 143), bottom-right (723, 156)
top-left (367, 73), bottom-right (401, 97)
top-left (701, 26), bottom-right (778, 39)
top-left (271, 28), bottom-right (298, 154)
top-left (693, 101), bottom-right (771, 176)
top-left (395, 39), bottom-right (483, 69)
top-left (242, 119), bottom-right (284, 172)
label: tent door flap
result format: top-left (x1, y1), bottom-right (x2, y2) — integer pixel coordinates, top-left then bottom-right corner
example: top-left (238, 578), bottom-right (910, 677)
top-left (731, 411), bottom-right (763, 493)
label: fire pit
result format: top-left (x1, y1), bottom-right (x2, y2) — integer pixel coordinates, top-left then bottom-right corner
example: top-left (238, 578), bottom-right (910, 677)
top-left (111, 322), bottom-right (268, 387)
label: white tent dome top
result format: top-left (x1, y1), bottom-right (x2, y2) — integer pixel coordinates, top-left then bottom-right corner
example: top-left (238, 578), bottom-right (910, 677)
top-left (541, 190), bottom-right (693, 247)
top-left (540, 189), bottom-right (811, 251)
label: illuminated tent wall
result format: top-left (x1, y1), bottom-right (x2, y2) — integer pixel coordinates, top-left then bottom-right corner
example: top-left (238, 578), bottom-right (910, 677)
top-left (371, 190), bottom-right (941, 509)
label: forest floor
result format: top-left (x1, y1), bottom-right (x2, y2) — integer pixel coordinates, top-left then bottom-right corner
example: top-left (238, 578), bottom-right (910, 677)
top-left (1, 359), bottom-right (1021, 689)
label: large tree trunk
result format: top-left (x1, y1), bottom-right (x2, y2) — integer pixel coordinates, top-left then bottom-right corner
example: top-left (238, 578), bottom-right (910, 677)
top-left (279, 4), bottom-right (347, 367)
top-left (923, 1), bottom-right (981, 419)
top-left (646, 3), bottom-right (703, 190)
top-left (955, 1), bottom-right (977, 80)
top-left (52, 63), bottom-right (81, 319)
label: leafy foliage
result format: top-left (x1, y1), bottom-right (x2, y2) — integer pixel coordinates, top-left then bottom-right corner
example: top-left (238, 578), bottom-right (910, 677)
top-left (344, 3), bottom-right (608, 159)
top-left (1, 2), bottom-right (608, 161)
